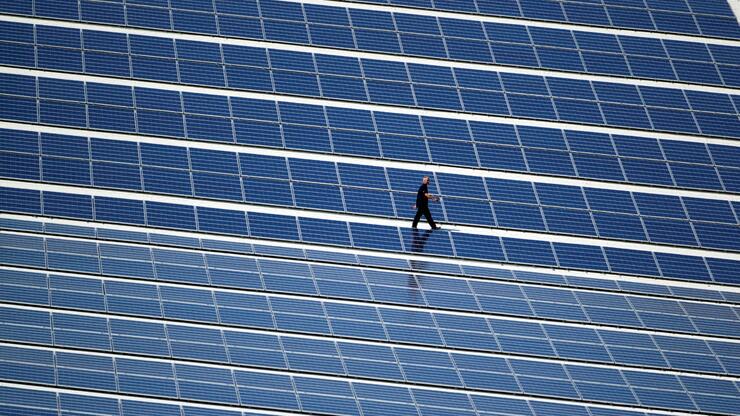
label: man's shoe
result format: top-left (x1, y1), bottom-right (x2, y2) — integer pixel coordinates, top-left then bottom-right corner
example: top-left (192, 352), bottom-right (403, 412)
top-left (432, 226), bottom-right (442, 230)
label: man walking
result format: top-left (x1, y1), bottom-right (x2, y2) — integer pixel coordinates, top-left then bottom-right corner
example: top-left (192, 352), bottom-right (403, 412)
top-left (412, 176), bottom-right (440, 229)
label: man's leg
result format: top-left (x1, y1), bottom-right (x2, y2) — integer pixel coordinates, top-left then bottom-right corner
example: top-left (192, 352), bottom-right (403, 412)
top-left (412, 209), bottom-right (423, 228)
top-left (423, 207), bottom-right (437, 229)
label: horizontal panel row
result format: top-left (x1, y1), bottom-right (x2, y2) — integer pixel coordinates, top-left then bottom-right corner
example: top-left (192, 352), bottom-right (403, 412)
top-left (3, 0), bottom-right (739, 87)
top-left (345, 0), bottom-right (740, 38)
top-left (4, 78), bottom-right (740, 194)
top-left (5, 132), bottom-right (739, 251)
top-left (6, 217), bottom-right (737, 305)
top-left (0, 228), bottom-right (740, 337)
top-left (4, 232), bottom-right (740, 338)
top-left (1, 310), bottom-right (739, 413)
top-left (2, 266), bottom-right (738, 376)
top-left (2, 384), bottom-right (264, 416)
top-left (2, 365), bottom-right (723, 416)
top-left (3, 27), bottom-right (740, 139)
top-left (2, 186), bottom-right (739, 287)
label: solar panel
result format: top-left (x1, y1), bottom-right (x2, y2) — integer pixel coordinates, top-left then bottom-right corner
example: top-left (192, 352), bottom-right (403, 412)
top-left (2, 188), bottom-right (739, 288)
top-left (2, 78), bottom-right (739, 190)
top-left (4, 128), bottom-right (739, 250)
top-left (3, 0), bottom-right (740, 414)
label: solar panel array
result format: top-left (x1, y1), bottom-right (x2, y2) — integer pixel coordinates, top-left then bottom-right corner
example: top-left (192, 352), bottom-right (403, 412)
top-left (1, 1), bottom-right (739, 416)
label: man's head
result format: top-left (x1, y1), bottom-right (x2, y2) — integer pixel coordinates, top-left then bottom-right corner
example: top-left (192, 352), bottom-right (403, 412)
top-left (422, 176), bottom-right (429, 184)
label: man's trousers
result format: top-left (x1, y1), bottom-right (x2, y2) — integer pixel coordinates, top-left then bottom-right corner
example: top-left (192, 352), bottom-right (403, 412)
top-left (412, 206), bottom-right (437, 229)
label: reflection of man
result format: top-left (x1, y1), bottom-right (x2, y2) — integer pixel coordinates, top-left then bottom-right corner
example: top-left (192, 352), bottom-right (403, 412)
top-left (412, 176), bottom-right (440, 229)
top-left (409, 228), bottom-right (432, 273)
top-left (410, 228), bottom-right (432, 254)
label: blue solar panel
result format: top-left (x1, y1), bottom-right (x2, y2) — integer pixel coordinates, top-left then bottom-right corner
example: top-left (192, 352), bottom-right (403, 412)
top-left (3, 22), bottom-right (740, 124)
top-left (350, 0), bottom-right (739, 38)
top-left (5, 129), bottom-right (739, 251)
top-left (3, 1), bottom-right (740, 415)
top-left (2, 186), bottom-right (739, 289)
top-left (3, 4), bottom-right (740, 83)
top-left (2, 71), bottom-right (739, 190)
